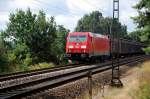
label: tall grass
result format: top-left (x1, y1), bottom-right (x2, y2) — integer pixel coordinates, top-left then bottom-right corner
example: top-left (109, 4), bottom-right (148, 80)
top-left (134, 61), bottom-right (150, 99)
top-left (0, 62), bottom-right (55, 75)
top-left (28, 62), bottom-right (54, 71)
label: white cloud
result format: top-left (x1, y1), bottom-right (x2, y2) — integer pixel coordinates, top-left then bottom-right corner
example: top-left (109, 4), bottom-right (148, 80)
top-left (119, 0), bottom-right (139, 32)
top-left (0, 14), bottom-right (9, 22)
top-left (66, 0), bottom-right (139, 32)
top-left (9, 0), bottom-right (40, 9)
top-left (0, 12), bottom-right (9, 30)
top-left (55, 15), bottom-right (80, 31)
top-left (66, 0), bottom-right (112, 16)
top-left (120, 11), bottom-right (137, 24)
top-left (0, 0), bottom-right (140, 32)
top-left (64, 0), bottom-right (113, 31)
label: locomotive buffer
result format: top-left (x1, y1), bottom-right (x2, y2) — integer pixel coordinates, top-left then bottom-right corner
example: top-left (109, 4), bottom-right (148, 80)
top-left (110, 0), bottom-right (123, 87)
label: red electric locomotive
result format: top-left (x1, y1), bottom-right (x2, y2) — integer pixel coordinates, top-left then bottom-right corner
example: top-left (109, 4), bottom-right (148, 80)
top-left (66, 32), bottom-right (146, 62)
top-left (66, 32), bottom-right (110, 61)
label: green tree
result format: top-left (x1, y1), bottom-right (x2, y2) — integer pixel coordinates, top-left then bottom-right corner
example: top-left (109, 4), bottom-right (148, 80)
top-left (28, 11), bottom-right (57, 63)
top-left (51, 25), bottom-right (69, 64)
top-left (128, 30), bottom-right (141, 41)
top-left (133, 0), bottom-right (150, 54)
top-left (75, 11), bottom-right (103, 33)
top-left (2, 9), bottom-right (35, 65)
top-left (2, 8), bottom-right (58, 64)
top-left (0, 33), bottom-right (8, 72)
top-left (75, 11), bottom-right (127, 38)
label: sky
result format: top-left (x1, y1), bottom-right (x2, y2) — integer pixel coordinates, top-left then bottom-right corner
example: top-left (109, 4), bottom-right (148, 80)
top-left (0, 0), bottom-right (139, 32)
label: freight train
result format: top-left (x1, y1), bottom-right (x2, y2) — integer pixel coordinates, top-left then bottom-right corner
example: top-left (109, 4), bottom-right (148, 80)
top-left (65, 32), bottom-right (146, 62)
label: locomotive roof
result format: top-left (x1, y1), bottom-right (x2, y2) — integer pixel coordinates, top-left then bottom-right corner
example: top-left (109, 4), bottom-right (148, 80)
top-left (89, 32), bottom-right (108, 39)
top-left (68, 32), bottom-right (108, 39)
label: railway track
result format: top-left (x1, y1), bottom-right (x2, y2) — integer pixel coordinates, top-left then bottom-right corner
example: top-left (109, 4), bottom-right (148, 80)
top-left (0, 63), bottom-right (92, 90)
top-left (0, 63), bottom-right (89, 82)
top-left (0, 55), bottom-right (149, 99)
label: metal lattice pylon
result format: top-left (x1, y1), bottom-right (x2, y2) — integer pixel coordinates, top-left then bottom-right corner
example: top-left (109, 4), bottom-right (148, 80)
top-left (111, 0), bottom-right (123, 87)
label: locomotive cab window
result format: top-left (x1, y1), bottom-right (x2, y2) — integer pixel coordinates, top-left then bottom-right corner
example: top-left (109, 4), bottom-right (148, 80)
top-left (79, 35), bottom-right (86, 42)
top-left (69, 35), bottom-right (87, 42)
top-left (69, 35), bottom-right (77, 42)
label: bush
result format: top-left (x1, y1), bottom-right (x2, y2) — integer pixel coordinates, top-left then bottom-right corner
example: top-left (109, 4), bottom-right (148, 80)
top-left (28, 62), bottom-right (54, 71)
top-left (38, 62), bottom-right (54, 68)
top-left (143, 46), bottom-right (150, 55)
top-left (7, 52), bottom-right (16, 63)
top-left (0, 42), bottom-right (9, 73)
top-left (23, 53), bottom-right (32, 66)
top-left (19, 64), bottom-right (28, 72)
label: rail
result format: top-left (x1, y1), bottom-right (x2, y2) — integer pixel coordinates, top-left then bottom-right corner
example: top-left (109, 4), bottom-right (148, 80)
top-left (0, 63), bottom-right (89, 82)
top-left (0, 55), bottom-right (149, 99)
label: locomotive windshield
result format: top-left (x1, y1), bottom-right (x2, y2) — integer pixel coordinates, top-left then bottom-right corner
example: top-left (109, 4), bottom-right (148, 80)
top-left (69, 35), bottom-right (87, 42)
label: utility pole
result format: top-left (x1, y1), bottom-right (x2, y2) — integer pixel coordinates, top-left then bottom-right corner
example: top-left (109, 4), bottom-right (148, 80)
top-left (111, 0), bottom-right (123, 87)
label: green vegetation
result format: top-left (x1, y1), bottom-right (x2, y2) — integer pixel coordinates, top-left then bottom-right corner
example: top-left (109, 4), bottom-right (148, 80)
top-left (0, 36), bottom-right (9, 73)
top-left (75, 11), bottom-right (127, 38)
top-left (28, 62), bottom-right (54, 71)
top-left (133, 62), bottom-right (150, 99)
top-left (131, 0), bottom-right (150, 54)
top-left (0, 8), bottom-right (68, 74)
top-left (0, 0), bottom-right (149, 74)
top-left (128, 30), bottom-right (141, 41)
top-left (137, 81), bottom-right (150, 99)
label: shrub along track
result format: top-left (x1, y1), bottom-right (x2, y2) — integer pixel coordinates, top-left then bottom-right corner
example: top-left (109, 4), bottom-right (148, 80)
top-left (0, 55), bottom-right (149, 99)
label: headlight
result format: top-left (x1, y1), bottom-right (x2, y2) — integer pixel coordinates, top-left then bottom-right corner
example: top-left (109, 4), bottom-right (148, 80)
top-left (69, 45), bottom-right (74, 48)
top-left (81, 45), bottom-right (86, 49)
